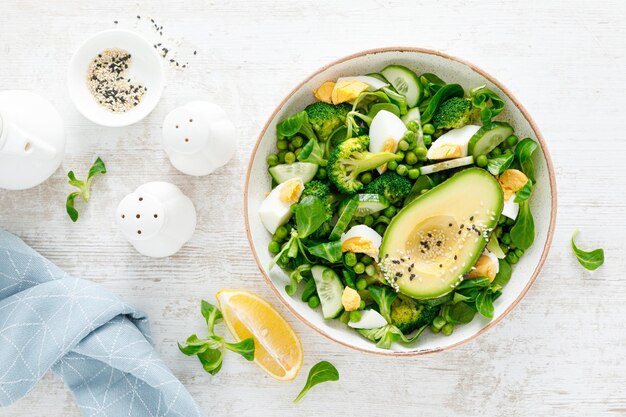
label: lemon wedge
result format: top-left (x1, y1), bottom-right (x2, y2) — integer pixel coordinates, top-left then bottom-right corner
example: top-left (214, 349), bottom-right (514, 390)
top-left (216, 290), bottom-right (303, 381)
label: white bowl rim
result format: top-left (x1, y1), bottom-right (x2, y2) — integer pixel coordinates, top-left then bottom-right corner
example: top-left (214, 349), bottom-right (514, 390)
top-left (244, 47), bottom-right (557, 356)
top-left (67, 28), bottom-right (165, 127)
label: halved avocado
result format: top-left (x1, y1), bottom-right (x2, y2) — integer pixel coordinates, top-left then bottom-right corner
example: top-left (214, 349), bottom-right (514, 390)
top-left (379, 168), bottom-right (503, 299)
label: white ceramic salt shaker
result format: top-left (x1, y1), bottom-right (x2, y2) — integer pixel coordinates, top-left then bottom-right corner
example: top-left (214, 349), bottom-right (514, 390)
top-left (0, 90), bottom-right (65, 190)
top-left (162, 101), bottom-right (236, 176)
top-left (115, 181), bottom-right (196, 258)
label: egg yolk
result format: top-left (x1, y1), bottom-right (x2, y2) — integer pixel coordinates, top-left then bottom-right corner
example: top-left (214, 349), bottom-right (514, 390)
top-left (341, 287), bottom-right (361, 312)
top-left (314, 81), bottom-right (335, 104)
top-left (279, 179), bottom-right (303, 204)
top-left (331, 80), bottom-right (369, 104)
top-left (428, 143), bottom-right (463, 160)
top-left (341, 237), bottom-right (378, 258)
top-left (466, 254), bottom-right (498, 282)
top-left (498, 169), bottom-right (528, 201)
top-left (378, 137), bottom-right (398, 173)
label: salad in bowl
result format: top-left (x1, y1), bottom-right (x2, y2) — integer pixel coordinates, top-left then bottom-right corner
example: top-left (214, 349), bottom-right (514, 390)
top-left (246, 49), bottom-right (555, 354)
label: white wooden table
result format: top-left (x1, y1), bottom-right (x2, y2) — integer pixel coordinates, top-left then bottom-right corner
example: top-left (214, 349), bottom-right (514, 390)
top-left (1, 1), bottom-right (625, 415)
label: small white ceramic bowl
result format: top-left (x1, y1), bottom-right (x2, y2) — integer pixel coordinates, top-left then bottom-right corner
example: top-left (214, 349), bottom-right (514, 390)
top-left (245, 48), bottom-right (557, 356)
top-left (68, 29), bottom-right (164, 127)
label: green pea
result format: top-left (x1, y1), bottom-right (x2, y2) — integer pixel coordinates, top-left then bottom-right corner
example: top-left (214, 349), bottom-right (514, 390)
top-left (396, 164), bottom-right (408, 176)
top-left (267, 154), bottom-right (279, 166)
top-left (490, 147), bottom-right (502, 157)
top-left (268, 241), bottom-right (281, 254)
top-left (432, 316), bottom-right (446, 330)
top-left (360, 172), bottom-right (373, 185)
top-left (404, 131), bottom-right (416, 144)
top-left (430, 324), bottom-right (441, 334)
top-left (294, 148), bottom-right (302, 157)
top-left (349, 311), bottom-right (362, 322)
top-left (361, 255), bottom-right (373, 266)
top-left (353, 262), bottom-right (365, 274)
top-left (398, 140), bottom-right (410, 151)
top-left (441, 323), bottom-right (454, 336)
top-left (423, 134), bottom-right (432, 146)
top-left (501, 233), bottom-right (511, 245)
top-left (476, 154), bottom-right (488, 167)
top-left (288, 142), bottom-right (296, 151)
top-left (339, 311), bottom-right (351, 324)
top-left (422, 123), bottom-right (435, 135)
top-left (387, 160), bottom-right (398, 171)
top-left (291, 135), bottom-right (304, 148)
top-left (344, 252), bottom-right (357, 267)
top-left (308, 295), bottom-right (320, 309)
top-left (356, 277), bottom-right (368, 290)
top-left (502, 148), bottom-right (512, 155)
top-left (284, 152), bottom-right (296, 164)
top-left (316, 168), bottom-right (327, 180)
top-left (365, 264), bottom-right (376, 276)
top-left (420, 189), bottom-right (429, 195)
top-left (277, 150), bottom-right (287, 163)
top-left (274, 226), bottom-right (288, 241)
top-left (415, 146), bottom-right (428, 159)
top-left (405, 152), bottom-right (418, 166)
top-left (406, 120), bottom-right (420, 133)
top-left (277, 140), bottom-right (288, 150)
top-left (359, 300), bottom-right (366, 310)
top-left (514, 248), bottom-right (524, 258)
top-left (408, 168), bottom-right (420, 180)
top-left (363, 215), bottom-right (374, 226)
top-left (495, 226), bottom-right (503, 238)
top-left (375, 224), bottom-right (386, 235)
top-left (395, 151), bottom-right (405, 160)
top-left (383, 206), bottom-right (397, 218)
top-left (506, 135), bottom-right (518, 147)
top-left (506, 252), bottom-right (519, 264)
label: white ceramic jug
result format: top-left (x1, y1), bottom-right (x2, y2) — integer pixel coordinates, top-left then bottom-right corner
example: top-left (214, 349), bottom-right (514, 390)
top-left (115, 181), bottom-right (196, 258)
top-left (162, 101), bottom-right (236, 176)
top-left (0, 91), bottom-right (65, 190)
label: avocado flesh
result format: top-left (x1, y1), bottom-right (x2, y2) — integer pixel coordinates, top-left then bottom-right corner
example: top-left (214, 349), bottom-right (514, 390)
top-left (379, 168), bottom-right (503, 299)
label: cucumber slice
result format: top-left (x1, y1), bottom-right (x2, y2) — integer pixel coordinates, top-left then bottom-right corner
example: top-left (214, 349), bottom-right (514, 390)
top-left (329, 198), bottom-right (358, 240)
top-left (351, 194), bottom-right (390, 217)
top-left (268, 162), bottom-right (318, 184)
top-left (400, 107), bottom-right (421, 125)
top-left (419, 156), bottom-right (474, 175)
top-left (311, 266), bottom-right (344, 319)
top-left (380, 65), bottom-right (423, 108)
top-left (467, 122), bottom-right (514, 157)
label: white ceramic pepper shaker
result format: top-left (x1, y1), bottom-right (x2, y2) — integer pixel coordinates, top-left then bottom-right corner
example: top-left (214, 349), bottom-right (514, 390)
top-left (0, 91), bottom-right (65, 190)
top-left (115, 182), bottom-right (196, 258)
top-left (162, 101), bottom-right (236, 176)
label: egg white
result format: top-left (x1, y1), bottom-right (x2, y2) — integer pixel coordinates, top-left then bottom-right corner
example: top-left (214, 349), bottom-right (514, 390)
top-left (368, 110), bottom-right (407, 173)
top-left (426, 124), bottom-right (481, 160)
top-left (258, 178), bottom-right (303, 234)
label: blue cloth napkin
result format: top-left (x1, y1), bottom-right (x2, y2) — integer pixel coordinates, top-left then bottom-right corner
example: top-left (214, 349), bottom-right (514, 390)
top-left (0, 230), bottom-right (205, 417)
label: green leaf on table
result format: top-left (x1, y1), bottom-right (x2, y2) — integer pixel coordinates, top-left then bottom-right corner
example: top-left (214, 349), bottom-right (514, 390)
top-left (225, 338), bottom-right (255, 361)
top-left (571, 230), bottom-right (604, 271)
top-left (65, 157), bottom-right (107, 222)
top-left (201, 300), bottom-right (223, 333)
top-left (294, 361), bottom-right (340, 403)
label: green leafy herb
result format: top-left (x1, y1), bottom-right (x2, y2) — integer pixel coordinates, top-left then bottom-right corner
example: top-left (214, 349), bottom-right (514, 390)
top-left (510, 200), bottom-right (535, 250)
top-left (286, 264), bottom-right (311, 296)
top-left (65, 157), bottom-right (106, 222)
top-left (514, 138), bottom-right (538, 182)
top-left (470, 86), bottom-right (505, 126)
top-left (571, 230), bottom-right (604, 271)
top-left (487, 154), bottom-right (514, 176)
top-left (294, 361), bottom-right (339, 403)
top-left (178, 300), bottom-right (255, 375)
top-left (514, 179), bottom-right (534, 203)
top-left (307, 241), bottom-right (342, 263)
top-left (298, 138), bottom-right (327, 166)
top-left (441, 300), bottom-right (476, 324)
top-left (492, 259), bottom-right (513, 287)
top-left (296, 196), bottom-right (327, 238)
top-left (420, 73), bottom-right (446, 96)
top-left (277, 111), bottom-right (316, 142)
top-left (403, 174), bottom-right (435, 206)
top-left (368, 285), bottom-right (397, 323)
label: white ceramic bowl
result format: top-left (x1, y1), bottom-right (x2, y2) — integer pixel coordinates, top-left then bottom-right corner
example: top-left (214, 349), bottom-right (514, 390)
top-left (245, 48), bottom-right (557, 355)
top-left (68, 29), bottom-right (164, 127)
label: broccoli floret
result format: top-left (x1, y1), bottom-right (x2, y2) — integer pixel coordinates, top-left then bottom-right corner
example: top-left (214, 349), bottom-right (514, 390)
top-left (432, 97), bottom-right (477, 129)
top-left (390, 297), bottom-right (439, 334)
top-left (364, 172), bottom-right (412, 204)
top-left (305, 102), bottom-right (351, 142)
top-left (327, 136), bottom-right (401, 194)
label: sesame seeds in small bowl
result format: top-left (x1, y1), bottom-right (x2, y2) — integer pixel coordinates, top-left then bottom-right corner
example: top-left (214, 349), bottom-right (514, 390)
top-left (68, 29), bottom-right (164, 127)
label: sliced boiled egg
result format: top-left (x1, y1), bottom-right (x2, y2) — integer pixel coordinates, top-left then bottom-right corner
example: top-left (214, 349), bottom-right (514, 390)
top-left (348, 309), bottom-right (388, 329)
top-left (483, 250), bottom-right (500, 274)
top-left (340, 225), bottom-right (383, 260)
top-left (502, 194), bottom-right (520, 220)
top-left (258, 177), bottom-right (304, 234)
top-left (426, 125), bottom-right (481, 160)
top-left (466, 251), bottom-right (499, 282)
top-left (369, 110), bottom-right (408, 173)
top-left (331, 75), bottom-right (389, 105)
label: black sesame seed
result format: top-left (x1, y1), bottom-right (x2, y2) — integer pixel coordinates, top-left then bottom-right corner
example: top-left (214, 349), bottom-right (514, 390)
top-left (470, 216), bottom-right (474, 221)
